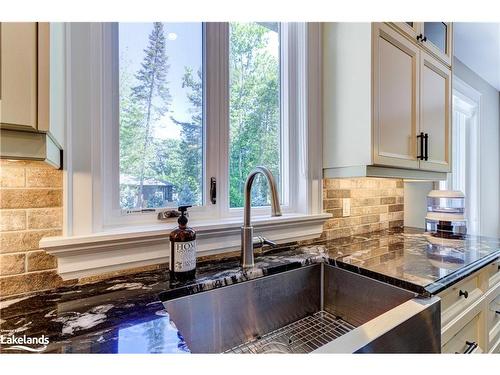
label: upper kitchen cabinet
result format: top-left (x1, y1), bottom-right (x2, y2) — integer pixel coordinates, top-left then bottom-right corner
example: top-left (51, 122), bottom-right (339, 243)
top-left (0, 22), bottom-right (64, 168)
top-left (391, 22), bottom-right (453, 66)
top-left (322, 22), bottom-right (451, 180)
top-left (419, 50), bottom-right (452, 172)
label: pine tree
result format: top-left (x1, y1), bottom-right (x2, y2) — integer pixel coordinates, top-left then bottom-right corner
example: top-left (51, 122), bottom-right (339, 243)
top-left (131, 22), bottom-right (171, 208)
top-left (171, 67), bottom-right (203, 205)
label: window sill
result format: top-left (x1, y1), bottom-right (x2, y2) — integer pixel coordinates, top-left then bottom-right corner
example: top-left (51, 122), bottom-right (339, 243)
top-left (40, 213), bottom-right (331, 280)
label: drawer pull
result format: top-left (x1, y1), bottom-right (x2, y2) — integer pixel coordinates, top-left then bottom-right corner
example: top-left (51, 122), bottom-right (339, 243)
top-left (455, 341), bottom-right (478, 354)
top-left (496, 310), bottom-right (500, 315)
top-left (458, 289), bottom-right (469, 299)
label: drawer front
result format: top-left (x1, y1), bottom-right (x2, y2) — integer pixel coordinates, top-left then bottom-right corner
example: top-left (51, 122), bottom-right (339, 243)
top-left (442, 312), bottom-right (484, 353)
top-left (440, 274), bottom-right (483, 327)
top-left (487, 295), bottom-right (500, 346)
top-left (486, 259), bottom-right (500, 289)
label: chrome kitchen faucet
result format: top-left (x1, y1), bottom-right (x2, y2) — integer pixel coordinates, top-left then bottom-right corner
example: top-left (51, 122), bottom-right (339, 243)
top-left (241, 166), bottom-right (282, 268)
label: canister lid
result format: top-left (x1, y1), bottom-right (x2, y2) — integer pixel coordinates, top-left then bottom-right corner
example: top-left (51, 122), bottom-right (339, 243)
top-left (427, 190), bottom-right (465, 198)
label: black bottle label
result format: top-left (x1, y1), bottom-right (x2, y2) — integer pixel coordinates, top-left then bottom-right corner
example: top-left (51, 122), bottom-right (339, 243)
top-left (171, 240), bottom-right (196, 272)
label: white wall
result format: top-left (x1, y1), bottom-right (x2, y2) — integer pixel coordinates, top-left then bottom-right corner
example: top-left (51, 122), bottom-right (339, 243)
top-left (404, 181), bottom-right (433, 229)
top-left (453, 58), bottom-right (500, 237)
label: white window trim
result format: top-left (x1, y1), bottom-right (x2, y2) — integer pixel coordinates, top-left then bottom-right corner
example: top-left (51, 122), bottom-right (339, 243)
top-left (444, 76), bottom-right (482, 235)
top-left (42, 22), bottom-right (328, 279)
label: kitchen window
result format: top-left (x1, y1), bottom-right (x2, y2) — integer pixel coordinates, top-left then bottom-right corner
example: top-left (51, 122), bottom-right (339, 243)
top-left (41, 22), bottom-right (326, 278)
top-left (118, 22), bottom-right (204, 210)
top-left (102, 22), bottom-right (299, 226)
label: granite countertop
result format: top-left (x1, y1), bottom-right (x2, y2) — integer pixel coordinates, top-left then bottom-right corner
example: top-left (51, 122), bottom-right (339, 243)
top-left (1, 227), bottom-right (499, 354)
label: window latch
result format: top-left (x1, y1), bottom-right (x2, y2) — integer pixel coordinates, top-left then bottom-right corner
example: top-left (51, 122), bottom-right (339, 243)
top-left (210, 177), bottom-right (216, 204)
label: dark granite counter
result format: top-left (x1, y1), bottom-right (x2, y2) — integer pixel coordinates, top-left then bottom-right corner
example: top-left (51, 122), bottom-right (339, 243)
top-left (1, 227), bottom-right (499, 354)
top-left (319, 227), bottom-right (500, 295)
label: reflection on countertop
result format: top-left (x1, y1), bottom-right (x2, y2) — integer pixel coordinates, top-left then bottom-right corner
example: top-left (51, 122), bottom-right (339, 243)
top-left (0, 227), bottom-right (499, 353)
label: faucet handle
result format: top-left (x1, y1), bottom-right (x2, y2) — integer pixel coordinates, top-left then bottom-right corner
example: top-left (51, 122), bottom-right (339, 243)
top-left (252, 236), bottom-right (278, 249)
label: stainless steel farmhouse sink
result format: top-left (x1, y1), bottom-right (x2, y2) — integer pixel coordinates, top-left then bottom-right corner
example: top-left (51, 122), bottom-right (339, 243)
top-left (162, 264), bottom-right (441, 353)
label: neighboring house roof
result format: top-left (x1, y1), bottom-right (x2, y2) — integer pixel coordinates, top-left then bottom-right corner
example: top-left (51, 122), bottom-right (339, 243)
top-left (120, 174), bottom-right (173, 187)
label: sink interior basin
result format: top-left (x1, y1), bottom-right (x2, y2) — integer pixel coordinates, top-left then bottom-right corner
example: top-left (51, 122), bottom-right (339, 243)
top-left (162, 264), bottom-right (440, 353)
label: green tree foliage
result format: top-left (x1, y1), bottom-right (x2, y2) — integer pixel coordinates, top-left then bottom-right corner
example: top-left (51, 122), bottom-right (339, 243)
top-left (229, 23), bottom-right (280, 208)
top-left (119, 22), bottom-right (280, 210)
top-left (171, 68), bottom-right (203, 206)
top-left (131, 22), bottom-right (171, 208)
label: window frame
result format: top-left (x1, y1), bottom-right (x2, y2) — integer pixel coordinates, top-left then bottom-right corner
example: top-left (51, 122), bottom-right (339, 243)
top-left (42, 22), bottom-right (326, 278)
top-left (439, 76), bottom-right (482, 235)
top-left (63, 22), bottom-right (323, 237)
top-left (101, 22), bottom-right (301, 228)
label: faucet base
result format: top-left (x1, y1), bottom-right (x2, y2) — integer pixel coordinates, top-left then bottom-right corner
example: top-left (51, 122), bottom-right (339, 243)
top-left (241, 226), bottom-right (254, 268)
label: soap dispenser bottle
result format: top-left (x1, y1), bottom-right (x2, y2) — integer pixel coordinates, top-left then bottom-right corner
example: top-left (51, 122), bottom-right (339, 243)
top-left (169, 206), bottom-right (196, 281)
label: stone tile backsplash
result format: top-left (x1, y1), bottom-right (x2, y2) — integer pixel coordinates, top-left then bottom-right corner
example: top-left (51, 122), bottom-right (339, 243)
top-left (0, 160), bottom-right (69, 297)
top-left (322, 178), bottom-right (404, 240)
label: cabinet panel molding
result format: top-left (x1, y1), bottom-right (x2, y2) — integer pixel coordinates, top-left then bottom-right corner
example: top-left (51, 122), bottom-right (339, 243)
top-left (373, 23), bottom-right (420, 169)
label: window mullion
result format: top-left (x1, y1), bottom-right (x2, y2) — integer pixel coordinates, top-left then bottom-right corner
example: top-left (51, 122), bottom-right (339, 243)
top-left (205, 22), bottom-right (229, 218)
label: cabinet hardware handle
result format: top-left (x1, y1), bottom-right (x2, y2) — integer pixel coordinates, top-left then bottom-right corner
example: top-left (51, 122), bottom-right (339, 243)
top-left (417, 132), bottom-right (425, 160)
top-left (459, 289), bottom-right (468, 299)
top-left (495, 310), bottom-right (500, 315)
top-left (417, 33), bottom-right (423, 41)
top-left (422, 35), bottom-right (427, 42)
top-left (456, 341), bottom-right (478, 354)
top-left (210, 177), bottom-right (217, 204)
top-left (424, 133), bottom-right (429, 161)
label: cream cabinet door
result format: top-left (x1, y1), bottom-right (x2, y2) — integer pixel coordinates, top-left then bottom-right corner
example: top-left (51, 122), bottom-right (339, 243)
top-left (391, 22), bottom-right (421, 40)
top-left (372, 23), bottom-right (420, 169)
top-left (419, 50), bottom-right (451, 172)
top-left (0, 23), bottom-right (38, 130)
top-left (420, 22), bottom-right (453, 66)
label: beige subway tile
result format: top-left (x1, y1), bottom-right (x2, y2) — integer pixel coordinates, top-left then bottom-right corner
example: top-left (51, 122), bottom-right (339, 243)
top-left (0, 271), bottom-right (65, 297)
top-left (1, 229), bottom-right (62, 253)
top-left (360, 214), bottom-right (380, 225)
top-left (379, 188), bottom-right (398, 197)
top-left (325, 208), bottom-right (344, 218)
top-left (0, 160), bottom-right (31, 167)
top-left (388, 204), bottom-right (404, 212)
top-left (0, 166), bottom-right (25, 188)
top-left (328, 189), bottom-right (351, 199)
top-left (324, 199), bottom-right (342, 209)
top-left (323, 219), bottom-right (340, 230)
top-left (323, 179), bottom-right (340, 189)
top-left (326, 227), bottom-right (352, 240)
top-left (0, 253), bottom-right (26, 276)
top-left (351, 197), bottom-right (381, 207)
top-left (351, 224), bottom-right (372, 235)
top-left (396, 180), bottom-right (404, 188)
top-left (389, 220), bottom-right (404, 228)
top-left (27, 208), bottom-right (62, 229)
top-left (26, 168), bottom-right (62, 188)
top-left (338, 179), bottom-right (354, 189)
top-left (350, 189), bottom-right (380, 198)
top-left (380, 197), bottom-right (396, 205)
top-left (0, 210), bottom-right (26, 231)
top-left (396, 196), bottom-right (404, 204)
top-left (389, 211), bottom-right (404, 221)
top-left (0, 189), bottom-right (62, 209)
top-left (27, 251), bottom-right (57, 271)
top-left (355, 178), bottom-right (379, 189)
